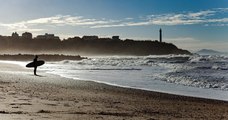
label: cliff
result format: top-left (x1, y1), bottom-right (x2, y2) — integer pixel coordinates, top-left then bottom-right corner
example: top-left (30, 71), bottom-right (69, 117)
top-left (0, 36), bottom-right (191, 55)
top-left (62, 39), bottom-right (191, 55)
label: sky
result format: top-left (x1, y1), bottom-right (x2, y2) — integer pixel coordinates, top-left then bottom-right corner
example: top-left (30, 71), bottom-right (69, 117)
top-left (0, 0), bottom-right (227, 52)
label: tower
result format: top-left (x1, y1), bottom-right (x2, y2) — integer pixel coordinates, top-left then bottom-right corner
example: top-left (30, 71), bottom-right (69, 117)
top-left (159, 28), bottom-right (162, 42)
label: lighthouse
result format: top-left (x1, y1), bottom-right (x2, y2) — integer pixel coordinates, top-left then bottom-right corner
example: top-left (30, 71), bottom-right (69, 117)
top-left (159, 28), bottom-right (162, 42)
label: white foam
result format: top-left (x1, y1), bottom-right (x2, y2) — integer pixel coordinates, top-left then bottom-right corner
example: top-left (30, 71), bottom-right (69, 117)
top-left (1, 54), bottom-right (228, 101)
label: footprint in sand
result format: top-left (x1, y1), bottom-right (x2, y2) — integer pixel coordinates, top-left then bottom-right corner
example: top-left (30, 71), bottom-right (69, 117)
top-left (44, 103), bottom-right (58, 106)
top-left (0, 96), bottom-right (6, 99)
top-left (10, 103), bottom-right (32, 106)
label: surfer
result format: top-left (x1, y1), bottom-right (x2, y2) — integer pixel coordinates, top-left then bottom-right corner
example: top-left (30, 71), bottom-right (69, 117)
top-left (33, 55), bottom-right (38, 75)
top-left (26, 55), bottom-right (44, 76)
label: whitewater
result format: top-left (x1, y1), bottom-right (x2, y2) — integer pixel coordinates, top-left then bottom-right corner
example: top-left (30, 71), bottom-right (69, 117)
top-left (3, 54), bottom-right (228, 101)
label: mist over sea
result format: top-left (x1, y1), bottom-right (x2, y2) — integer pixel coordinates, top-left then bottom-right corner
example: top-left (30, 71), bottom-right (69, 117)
top-left (4, 54), bottom-right (228, 101)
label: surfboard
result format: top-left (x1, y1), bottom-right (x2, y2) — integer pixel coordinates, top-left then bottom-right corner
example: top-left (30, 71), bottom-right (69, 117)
top-left (26, 60), bottom-right (45, 68)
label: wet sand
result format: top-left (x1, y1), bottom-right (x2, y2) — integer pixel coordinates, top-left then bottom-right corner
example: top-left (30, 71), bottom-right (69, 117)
top-left (0, 63), bottom-right (227, 120)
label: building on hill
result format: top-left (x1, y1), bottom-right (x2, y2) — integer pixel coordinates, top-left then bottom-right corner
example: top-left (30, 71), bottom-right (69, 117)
top-left (12, 32), bottom-right (19, 39)
top-left (36, 33), bottom-right (59, 40)
top-left (82, 36), bottom-right (98, 41)
top-left (22, 32), bottom-right (32, 39)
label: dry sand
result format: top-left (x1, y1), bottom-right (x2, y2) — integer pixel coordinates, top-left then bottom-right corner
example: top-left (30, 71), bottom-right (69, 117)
top-left (0, 62), bottom-right (227, 120)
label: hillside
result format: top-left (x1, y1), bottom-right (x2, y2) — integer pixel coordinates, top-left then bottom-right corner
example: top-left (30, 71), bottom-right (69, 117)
top-left (0, 36), bottom-right (191, 55)
top-left (196, 49), bottom-right (226, 55)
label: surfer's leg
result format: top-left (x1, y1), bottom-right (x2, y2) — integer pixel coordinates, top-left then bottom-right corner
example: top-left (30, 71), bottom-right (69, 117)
top-left (34, 67), bottom-right (37, 75)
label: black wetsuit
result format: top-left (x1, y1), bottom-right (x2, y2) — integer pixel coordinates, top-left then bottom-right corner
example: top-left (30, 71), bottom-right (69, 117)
top-left (33, 56), bottom-right (38, 75)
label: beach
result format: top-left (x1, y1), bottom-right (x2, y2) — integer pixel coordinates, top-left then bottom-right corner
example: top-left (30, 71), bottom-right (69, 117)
top-left (0, 62), bottom-right (227, 120)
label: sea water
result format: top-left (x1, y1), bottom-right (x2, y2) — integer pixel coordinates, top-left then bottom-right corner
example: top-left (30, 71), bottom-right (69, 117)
top-left (3, 54), bottom-right (228, 101)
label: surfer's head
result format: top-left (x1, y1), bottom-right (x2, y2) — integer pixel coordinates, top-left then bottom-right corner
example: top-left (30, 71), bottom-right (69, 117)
top-left (35, 55), bottom-right (38, 59)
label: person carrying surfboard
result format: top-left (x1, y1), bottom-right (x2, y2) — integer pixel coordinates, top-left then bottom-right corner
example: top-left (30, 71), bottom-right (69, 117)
top-left (33, 55), bottom-right (38, 75)
top-left (26, 55), bottom-right (45, 76)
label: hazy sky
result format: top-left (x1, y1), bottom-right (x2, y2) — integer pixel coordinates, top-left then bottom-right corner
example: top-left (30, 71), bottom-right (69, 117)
top-left (0, 0), bottom-right (227, 52)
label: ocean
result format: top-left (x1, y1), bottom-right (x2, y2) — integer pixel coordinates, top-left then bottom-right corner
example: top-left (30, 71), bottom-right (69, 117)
top-left (3, 54), bottom-right (228, 101)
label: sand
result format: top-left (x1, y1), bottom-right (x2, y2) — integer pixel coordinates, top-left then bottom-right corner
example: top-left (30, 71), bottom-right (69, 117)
top-left (0, 62), bottom-right (227, 120)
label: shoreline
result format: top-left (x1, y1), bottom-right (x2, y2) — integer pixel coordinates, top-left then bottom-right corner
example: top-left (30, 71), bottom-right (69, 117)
top-left (47, 70), bottom-right (228, 102)
top-left (52, 73), bottom-right (228, 102)
top-left (0, 62), bottom-right (227, 119)
top-left (1, 60), bottom-right (228, 102)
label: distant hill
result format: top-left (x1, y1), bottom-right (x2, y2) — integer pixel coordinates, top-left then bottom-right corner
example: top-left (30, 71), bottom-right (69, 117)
top-left (0, 35), bottom-right (191, 55)
top-left (196, 49), bottom-right (226, 55)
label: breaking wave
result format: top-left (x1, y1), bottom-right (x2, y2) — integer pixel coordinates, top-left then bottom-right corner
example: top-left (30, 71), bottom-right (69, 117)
top-left (163, 55), bottom-right (228, 90)
top-left (43, 54), bottom-right (228, 91)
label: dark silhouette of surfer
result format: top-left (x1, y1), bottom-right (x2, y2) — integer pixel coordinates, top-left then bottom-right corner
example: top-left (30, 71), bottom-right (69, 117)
top-left (26, 55), bottom-right (45, 76)
top-left (33, 55), bottom-right (38, 75)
